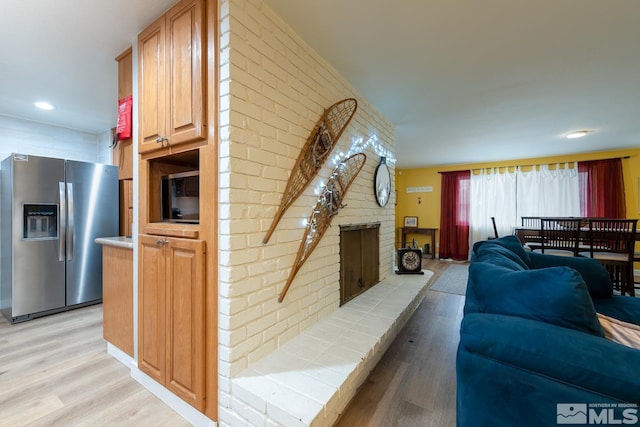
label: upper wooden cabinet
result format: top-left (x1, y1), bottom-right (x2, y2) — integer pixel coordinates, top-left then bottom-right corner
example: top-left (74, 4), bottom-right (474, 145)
top-left (114, 47), bottom-right (133, 179)
top-left (138, 0), bottom-right (206, 154)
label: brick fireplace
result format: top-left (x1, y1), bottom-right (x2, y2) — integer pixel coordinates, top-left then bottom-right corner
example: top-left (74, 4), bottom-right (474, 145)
top-left (217, 0), bottom-right (400, 425)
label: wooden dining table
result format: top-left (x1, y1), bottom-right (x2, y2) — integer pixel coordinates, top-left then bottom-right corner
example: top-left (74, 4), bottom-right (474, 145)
top-left (513, 227), bottom-right (640, 244)
top-left (514, 225), bottom-right (639, 296)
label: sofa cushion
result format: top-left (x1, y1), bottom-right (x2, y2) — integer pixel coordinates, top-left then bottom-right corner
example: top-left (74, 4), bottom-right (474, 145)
top-left (465, 262), bottom-right (604, 337)
top-left (593, 295), bottom-right (640, 326)
top-left (459, 313), bottom-right (640, 404)
top-left (472, 235), bottom-right (532, 268)
top-left (528, 252), bottom-right (613, 298)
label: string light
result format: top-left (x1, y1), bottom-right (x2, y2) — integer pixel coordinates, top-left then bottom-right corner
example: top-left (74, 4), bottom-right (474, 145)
top-left (302, 132), bottom-right (396, 231)
top-left (316, 134), bottom-right (395, 195)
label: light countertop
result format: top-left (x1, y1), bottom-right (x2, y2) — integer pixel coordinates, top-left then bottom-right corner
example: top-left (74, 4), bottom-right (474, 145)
top-left (95, 236), bottom-right (133, 249)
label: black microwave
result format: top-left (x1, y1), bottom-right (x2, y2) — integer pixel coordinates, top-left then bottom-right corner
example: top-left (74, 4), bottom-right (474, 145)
top-left (161, 170), bottom-right (199, 223)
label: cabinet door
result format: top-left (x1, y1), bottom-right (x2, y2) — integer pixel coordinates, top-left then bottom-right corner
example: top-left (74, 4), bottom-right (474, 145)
top-left (165, 237), bottom-right (206, 409)
top-left (138, 235), bottom-right (167, 384)
top-left (138, 16), bottom-right (166, 153)
top-left (102, 246), bottom-right (133, 356)
top-left (165, 0), bottom-right (206, 146)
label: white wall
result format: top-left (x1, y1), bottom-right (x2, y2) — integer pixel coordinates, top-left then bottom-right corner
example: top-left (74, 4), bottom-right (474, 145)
top-left (218, 0), bottom-right (396, 424)
top-left (0, 114), bottom-right (108, 164)
top-left (97, 129), bottom-right (115, 165)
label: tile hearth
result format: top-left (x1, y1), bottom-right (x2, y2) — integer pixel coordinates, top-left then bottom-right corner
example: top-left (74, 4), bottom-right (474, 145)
top-left (229, 271), bottom-right (434, 426)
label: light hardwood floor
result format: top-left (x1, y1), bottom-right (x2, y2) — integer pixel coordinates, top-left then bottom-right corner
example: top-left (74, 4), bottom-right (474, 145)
top-left (0, 305), bottom-right (190, 427)
top-left (335, 259), bottom-right (466, 427)
top-left (0, 259), bottom-right (464, 427)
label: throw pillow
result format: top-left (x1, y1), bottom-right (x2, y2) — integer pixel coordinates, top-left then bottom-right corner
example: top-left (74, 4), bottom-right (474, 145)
top-left (467, 262), bottom-right (604, 337)
top-left (528, 252), bottom-right (613, 298)
top-left (472, 235), bottom-right (532, 267)
top-left (597, 313), bottom-right (640, 350)
top-left (473, 244), bottom-right (528, 271)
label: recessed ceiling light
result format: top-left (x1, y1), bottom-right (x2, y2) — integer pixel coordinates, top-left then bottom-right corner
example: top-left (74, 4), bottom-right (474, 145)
top-left (34, 101), bottom-right (54, 110)
top-left (566, 130), bottom-right (591, 139)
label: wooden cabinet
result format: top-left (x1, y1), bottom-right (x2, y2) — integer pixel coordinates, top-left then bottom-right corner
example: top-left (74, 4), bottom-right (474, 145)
top-left (136, 0), bottom-right (218, 420)
top-left (139, 234), bottom-right (206, 409)
top-left (102, 244), bottom-right (134, 356)
top-left (119, 180), bottom-right (134, 237)
top-left (115, 47), bottom-right (134, 237)
top-left (138, 0), bottom-right (206, 154)
top-left (114, 47), bottom-right (134, 180)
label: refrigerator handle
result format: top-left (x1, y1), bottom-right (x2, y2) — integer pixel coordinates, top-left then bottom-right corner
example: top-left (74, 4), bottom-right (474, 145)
top-left (58, 182), bottom-right (66, 262)
top-left (67, 182), bottom-right (74, 261)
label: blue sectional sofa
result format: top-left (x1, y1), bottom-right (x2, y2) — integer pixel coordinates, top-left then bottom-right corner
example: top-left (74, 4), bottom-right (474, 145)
top-left (457, 235), bottom-right (640, 427)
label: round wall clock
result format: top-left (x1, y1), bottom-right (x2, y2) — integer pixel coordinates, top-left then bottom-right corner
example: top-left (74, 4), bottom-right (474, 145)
top-left (374, 156), bottom-right (391, 207)
top-left (395, 248), bottom-right (424, 275)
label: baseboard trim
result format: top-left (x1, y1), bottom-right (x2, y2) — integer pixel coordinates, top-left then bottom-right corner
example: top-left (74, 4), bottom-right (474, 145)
top-left (130, 366), bottom-right (217, 427)
top-left (106, 343), bottom-right (134, 369)
top-left (105, 342), bottom-right (216, 426)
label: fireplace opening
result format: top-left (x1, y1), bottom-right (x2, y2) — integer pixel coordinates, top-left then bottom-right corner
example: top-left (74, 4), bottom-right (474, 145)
top-left (339, 222), bottom-right (380, 305)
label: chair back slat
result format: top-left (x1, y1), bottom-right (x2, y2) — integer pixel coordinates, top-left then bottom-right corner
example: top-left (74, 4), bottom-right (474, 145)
top-left (521, 216), bottom-right (541, 228)
top-left (540, 218), bottom-right (582, 255)
top-left (587, 219), bottom-right (638, 257)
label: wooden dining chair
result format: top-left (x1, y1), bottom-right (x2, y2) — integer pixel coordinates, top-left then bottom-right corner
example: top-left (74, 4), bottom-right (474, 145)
top-left (634, 251), bottom-right (640, 295)
top-left (578, 218), bottom-right (638, 296)
top-left (490, 217), bottom-right (499, 239)
top-left (519, 216), bottom-right (542, 250)
top-left (536, 218), bottom-right (582, 257)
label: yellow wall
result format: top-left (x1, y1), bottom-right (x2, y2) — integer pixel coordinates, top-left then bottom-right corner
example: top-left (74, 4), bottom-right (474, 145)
top-left (395, 148), bottom-right (640, 252)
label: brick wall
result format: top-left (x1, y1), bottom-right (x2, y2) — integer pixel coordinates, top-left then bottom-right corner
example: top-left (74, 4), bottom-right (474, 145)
top-left (218, 0), bottom-right (396, 421)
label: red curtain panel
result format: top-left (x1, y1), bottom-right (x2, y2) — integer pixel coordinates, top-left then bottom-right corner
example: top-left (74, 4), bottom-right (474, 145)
top-left (439, 170), bottom-right (471, 260)
top-left (578, 158), bottom-right (626, 218)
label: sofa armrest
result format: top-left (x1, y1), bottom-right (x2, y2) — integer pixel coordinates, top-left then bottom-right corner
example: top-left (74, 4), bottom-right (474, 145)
top-left (459, 313), bottom-right (640, 402)
top-left (528, 252), bottom-right (613, 298)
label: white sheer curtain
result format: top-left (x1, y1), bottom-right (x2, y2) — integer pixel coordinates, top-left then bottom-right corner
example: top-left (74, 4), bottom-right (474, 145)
top-left (469, 163), bottom-right (581, 251)
top-left (516, 163), bottom-right (580, 218)
top-left (470, 168), bottom-right (517, 245)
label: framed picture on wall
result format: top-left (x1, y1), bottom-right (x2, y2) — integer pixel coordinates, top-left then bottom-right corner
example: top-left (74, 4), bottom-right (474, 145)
top-left (404, 216), bottom-right (418, 227)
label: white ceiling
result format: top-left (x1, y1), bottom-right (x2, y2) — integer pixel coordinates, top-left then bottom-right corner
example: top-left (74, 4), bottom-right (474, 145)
top-left (2, 0), bottom-right (639, 168)
top-left (0, 0), bottom-right (175, 134)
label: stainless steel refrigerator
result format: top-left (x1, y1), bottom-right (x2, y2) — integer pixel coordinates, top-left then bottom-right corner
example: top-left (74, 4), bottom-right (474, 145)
top-left (1, 153), bottom-right (118, 323)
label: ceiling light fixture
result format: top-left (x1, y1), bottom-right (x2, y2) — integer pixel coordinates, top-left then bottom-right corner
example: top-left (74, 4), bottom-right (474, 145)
top-left (566, 130), bottom-right (591, 139)
top-left (34, 101), bottom-right (54, 110)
